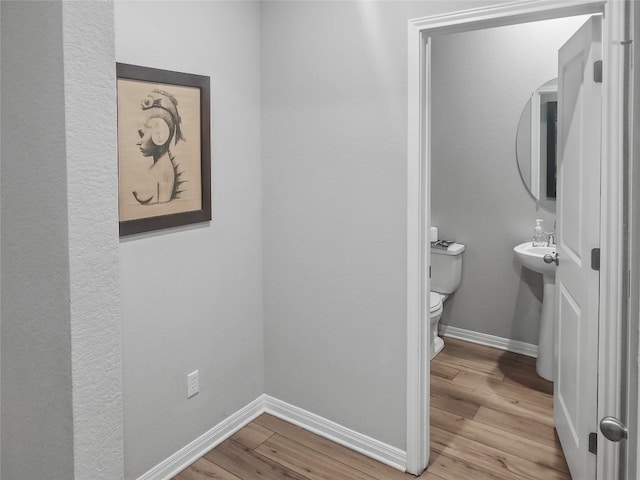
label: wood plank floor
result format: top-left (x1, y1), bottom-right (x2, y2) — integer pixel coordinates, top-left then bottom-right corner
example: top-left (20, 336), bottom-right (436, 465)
top-left (173, 338), bottom-right (569, 480)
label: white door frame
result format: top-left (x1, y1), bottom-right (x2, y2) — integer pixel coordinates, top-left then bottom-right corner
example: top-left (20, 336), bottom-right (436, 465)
top-left (406, 0), bottom-right (628, 476)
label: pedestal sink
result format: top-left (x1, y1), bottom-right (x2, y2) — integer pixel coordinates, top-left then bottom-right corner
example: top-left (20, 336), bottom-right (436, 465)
top-left (514, 242), bottom-right (557, 381)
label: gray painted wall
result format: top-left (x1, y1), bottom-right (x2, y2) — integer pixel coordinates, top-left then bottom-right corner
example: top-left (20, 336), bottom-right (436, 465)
top-left (1, 3), bottom-right (73, 478)
top-left (261, 0), bottom-right (499, 450)
top-left (1, 1), bottom-right (123, 479)
top-left (114, 2), bottom-right (264, 478)
top-left (431, 16), bottom-right (589, 344)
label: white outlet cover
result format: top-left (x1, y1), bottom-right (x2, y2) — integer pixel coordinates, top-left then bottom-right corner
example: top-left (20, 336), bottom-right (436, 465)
top-left (187, 370), bottom-right (199, 398)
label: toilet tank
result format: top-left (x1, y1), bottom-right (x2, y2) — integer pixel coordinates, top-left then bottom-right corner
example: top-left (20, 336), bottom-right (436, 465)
top-left (430, 243), bottom-right (465, 294)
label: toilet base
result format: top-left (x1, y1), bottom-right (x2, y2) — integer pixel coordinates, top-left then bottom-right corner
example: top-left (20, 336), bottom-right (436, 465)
top-left (431, 336), bottom-right (445, 360)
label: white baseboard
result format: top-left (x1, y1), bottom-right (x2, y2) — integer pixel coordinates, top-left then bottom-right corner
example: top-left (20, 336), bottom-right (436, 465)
top-left (137, 394), bottom-right (407, 479)
top-left (136, 395), bottom-right (264, 480)
top-left (439, 325), bottom-right (538, 358)
top-left (262, 395), bottom-right (407, 472)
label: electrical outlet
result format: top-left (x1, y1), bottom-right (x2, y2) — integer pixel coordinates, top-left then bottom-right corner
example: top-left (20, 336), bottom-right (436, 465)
top-left (187, 370), bottom-right (199, 398)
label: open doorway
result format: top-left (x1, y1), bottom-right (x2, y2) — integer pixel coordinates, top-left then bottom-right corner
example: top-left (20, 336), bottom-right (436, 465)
top-left (427, 12), bottom-right (597, 480)
top-left (407, 1), bottom-right (631, 477)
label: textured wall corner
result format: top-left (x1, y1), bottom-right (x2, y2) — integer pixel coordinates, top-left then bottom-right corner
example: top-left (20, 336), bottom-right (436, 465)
top-left (62, 1), bottom-right (123, 479)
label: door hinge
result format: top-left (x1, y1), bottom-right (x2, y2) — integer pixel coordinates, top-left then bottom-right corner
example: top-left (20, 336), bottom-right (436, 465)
top-left (429, 266), bottom-right (432, 278)
top-left (589, 432), bottom-right (598, 454)
top-left (591, 248), bottom-right (600, 271)
top-left (594, 60), bottom-right (603, 83)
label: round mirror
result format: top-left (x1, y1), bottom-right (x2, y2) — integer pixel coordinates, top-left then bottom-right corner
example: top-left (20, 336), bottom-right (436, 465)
top-left (516, 78), bottom-right (558, 213)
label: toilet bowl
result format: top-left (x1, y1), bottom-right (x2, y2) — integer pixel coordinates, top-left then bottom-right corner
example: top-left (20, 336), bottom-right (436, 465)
top-left (429, 292), bottom-right (446, 359)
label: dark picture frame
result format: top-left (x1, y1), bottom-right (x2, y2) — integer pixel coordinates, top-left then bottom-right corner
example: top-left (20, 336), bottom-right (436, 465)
top-left (116, 63), bottom-right (211, 236)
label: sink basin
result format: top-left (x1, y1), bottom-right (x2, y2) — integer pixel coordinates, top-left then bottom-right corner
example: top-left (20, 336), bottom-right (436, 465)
top-left (514, 241), bottom-right (557, 382)
top-left (514, 242), bottom-right (557, 278)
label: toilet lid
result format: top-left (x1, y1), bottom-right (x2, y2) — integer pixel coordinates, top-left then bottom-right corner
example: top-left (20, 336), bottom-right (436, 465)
top-left (429, 292), bottom-right (444, 313)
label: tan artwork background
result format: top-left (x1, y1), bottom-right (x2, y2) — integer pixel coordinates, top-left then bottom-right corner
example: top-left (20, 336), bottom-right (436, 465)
top-left (118, 78), bottom-right (202, 222)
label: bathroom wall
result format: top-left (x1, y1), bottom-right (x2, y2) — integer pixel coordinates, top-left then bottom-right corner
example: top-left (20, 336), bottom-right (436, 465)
top-left (431, 16), bottom-right (591, 344)
top-left (114, 2), bottom-right (263, 478)
top-left (261, 0), bottom-right (500, 450)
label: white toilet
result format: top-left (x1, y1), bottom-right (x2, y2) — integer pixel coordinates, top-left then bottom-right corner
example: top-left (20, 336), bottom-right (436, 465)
top-left (429, 242), bottom-right (465, 359)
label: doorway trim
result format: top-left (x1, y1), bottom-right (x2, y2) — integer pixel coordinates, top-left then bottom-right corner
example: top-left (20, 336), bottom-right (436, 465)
top-left (406, 0), bottom-right (627, 475)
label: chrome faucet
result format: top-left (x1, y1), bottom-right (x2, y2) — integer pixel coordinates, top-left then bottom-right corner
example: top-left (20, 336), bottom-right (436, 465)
top-left (546, 233), bottom-right (555, 247)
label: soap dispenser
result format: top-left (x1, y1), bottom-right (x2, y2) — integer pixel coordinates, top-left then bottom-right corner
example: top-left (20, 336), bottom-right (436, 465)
top-left (533, 219), bottom-right (544, 246)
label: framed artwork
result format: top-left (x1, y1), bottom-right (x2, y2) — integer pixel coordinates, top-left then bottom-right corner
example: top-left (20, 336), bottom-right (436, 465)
top-left (116, 63), bottom-right (211, 236)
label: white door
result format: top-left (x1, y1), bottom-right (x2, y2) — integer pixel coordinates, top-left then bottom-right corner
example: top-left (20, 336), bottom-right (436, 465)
top-left (555, 15), bottom-right (602, 480)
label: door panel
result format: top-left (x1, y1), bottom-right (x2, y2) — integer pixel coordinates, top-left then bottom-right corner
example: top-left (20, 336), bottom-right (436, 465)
top-left (558, 284), bottom-right (582, 441)
top-left (555, 15), bottom-right (602, 480)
